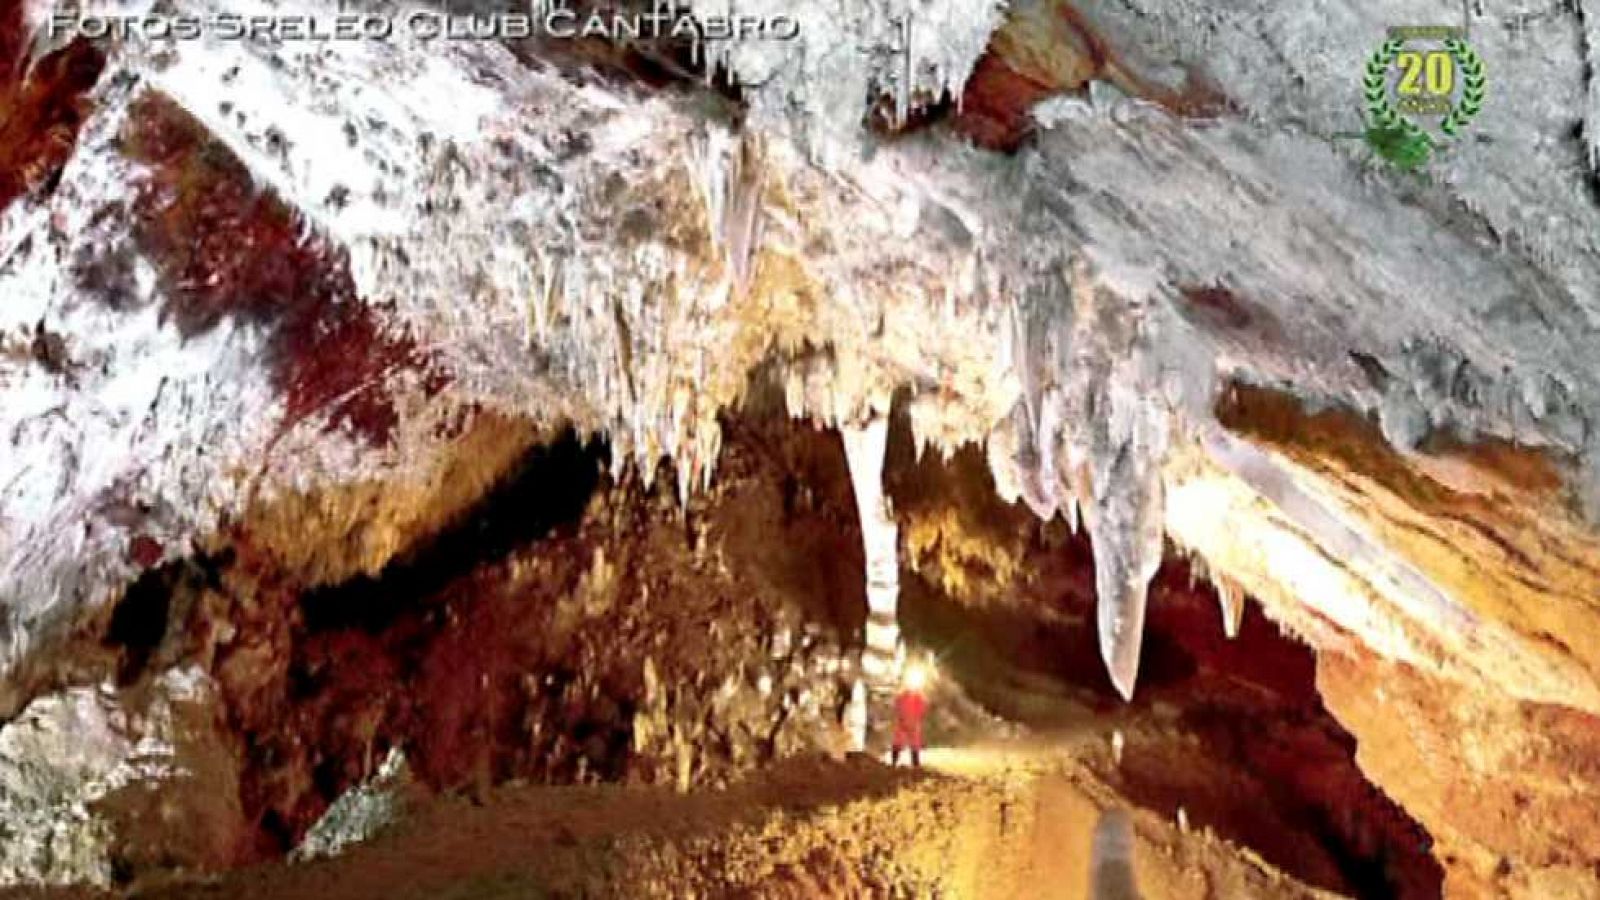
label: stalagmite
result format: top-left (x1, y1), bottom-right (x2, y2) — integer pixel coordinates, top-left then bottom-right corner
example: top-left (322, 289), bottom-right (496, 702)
top-left (840, 415), bottom-right (900, 749)
top-left (843, 680), bottom-right (869, 754)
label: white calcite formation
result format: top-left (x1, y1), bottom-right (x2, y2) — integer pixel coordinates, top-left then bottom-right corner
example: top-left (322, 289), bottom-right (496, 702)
top-left (0, 667), bottom-right (239, 886)
top-left (291, 747), bottom-right (414, 863)
top-left (5, 0), bottom-right (1600, 729)
top-left (841, 414), bottom-right (901, 736)
top-left (694, 0), bottom-right (1007, 163)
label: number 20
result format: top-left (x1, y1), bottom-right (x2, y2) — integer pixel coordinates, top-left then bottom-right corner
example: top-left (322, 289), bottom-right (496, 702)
top-left (1397, 51), bottom-right (1455, 96)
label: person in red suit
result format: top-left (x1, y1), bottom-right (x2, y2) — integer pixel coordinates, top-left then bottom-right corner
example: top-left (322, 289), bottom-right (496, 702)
top-left (890, 662), bottom-right (929, 767)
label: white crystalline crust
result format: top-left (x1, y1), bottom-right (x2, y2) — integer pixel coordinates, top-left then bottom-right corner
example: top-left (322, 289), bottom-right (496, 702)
top-left (0, 70), bottom-right (281, 691)
top-left (291, 746), bottom-right (411, 863)
top-left (0, 668), bottom-right (217, 886)
top-left (5, 0), bottom-right (1600, 708)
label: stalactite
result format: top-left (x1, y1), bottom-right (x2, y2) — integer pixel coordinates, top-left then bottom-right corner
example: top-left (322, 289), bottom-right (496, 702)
top-left (1211, 572), bottom-right (1245, 639)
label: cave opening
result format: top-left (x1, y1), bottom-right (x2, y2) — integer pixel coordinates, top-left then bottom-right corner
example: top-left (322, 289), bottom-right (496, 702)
top-left (103, 562), bottom-right (176, 685)
top-left (881, 417), bottom-right (1446, 900)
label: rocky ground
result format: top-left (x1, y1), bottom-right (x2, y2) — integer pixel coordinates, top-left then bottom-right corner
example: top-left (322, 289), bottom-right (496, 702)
top-left (0, 745), bottom-right (1355, 900)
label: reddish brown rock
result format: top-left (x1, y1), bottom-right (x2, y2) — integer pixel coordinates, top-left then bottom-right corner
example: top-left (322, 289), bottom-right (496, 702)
top-left (952, 0), bottom-right (1231, 150)
top-left (1319, 649), bottom-right (1600, 899)
top-left (128, 535), bottom-right (164, 570)
top-left (0, 9), bottom-right (105, 213)
top-left (117, 92), bottom-right (446, 449)
top-left (155, 408), bottom-right (868, 856)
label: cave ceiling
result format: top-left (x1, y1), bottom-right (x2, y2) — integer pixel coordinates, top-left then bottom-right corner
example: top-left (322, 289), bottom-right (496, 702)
top-left (4, 0), bottom-right (1600, 745)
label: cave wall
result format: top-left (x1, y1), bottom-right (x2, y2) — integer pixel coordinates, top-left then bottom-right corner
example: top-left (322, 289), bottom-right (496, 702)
top-left (0, 398), bottom-right (873, 883)
top-left (885, 414), bottom-right (1600, 897)
top-left (223, 404), bottom-right (870, 853)
top-left (5, 1), bottom-right (1600, 895)
top-left (1320, 650), bottom-right (1600, 899)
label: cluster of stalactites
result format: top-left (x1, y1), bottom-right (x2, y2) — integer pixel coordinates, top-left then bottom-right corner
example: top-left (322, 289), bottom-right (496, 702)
top-left (1180, 550), bottom-right (1247, 640)
top-left (986, 265), bottom-right (1190, 700)
top-left (692, 0), bottom-right (1006, 165)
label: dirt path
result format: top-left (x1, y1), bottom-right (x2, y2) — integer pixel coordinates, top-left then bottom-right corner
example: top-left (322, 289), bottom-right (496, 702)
top-left (1023, 773), bottom-right (1098, 899)
top-left (8, 743), bottom-right (1346, 900)
top-left (924, 742), bottom-right (1348, 900)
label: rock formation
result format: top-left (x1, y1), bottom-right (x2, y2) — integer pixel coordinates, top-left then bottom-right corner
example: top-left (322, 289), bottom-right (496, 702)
top-left (3, 0), bottom-right (1600, 895)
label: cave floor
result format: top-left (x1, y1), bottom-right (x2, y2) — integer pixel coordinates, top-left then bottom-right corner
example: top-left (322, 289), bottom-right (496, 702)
top-left (22, 735), bottom-right (1341, 900)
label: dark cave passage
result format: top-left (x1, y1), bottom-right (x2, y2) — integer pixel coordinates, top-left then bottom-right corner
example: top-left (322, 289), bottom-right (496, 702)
top-left (103, 563), bottom-right (176, 685)
top-left (182, 400), bottom-right (869, 857)
top-left (297, 429), bottom-right (607, 633)
top-left (882, 425), bottom-right (1445, 900)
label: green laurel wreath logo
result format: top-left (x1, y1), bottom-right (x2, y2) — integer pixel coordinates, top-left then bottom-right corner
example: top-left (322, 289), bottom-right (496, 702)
top-left (1363, 39), bottom-right (1412, 132)
top-left (1441, 38), bottom-right (1485, 135)
top-left (1363, 36), bottom-right (1485, 137)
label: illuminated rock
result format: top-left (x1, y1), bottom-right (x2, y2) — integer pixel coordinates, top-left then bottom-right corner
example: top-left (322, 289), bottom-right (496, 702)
top-left (4, 0), bottom-right (1600, 892)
